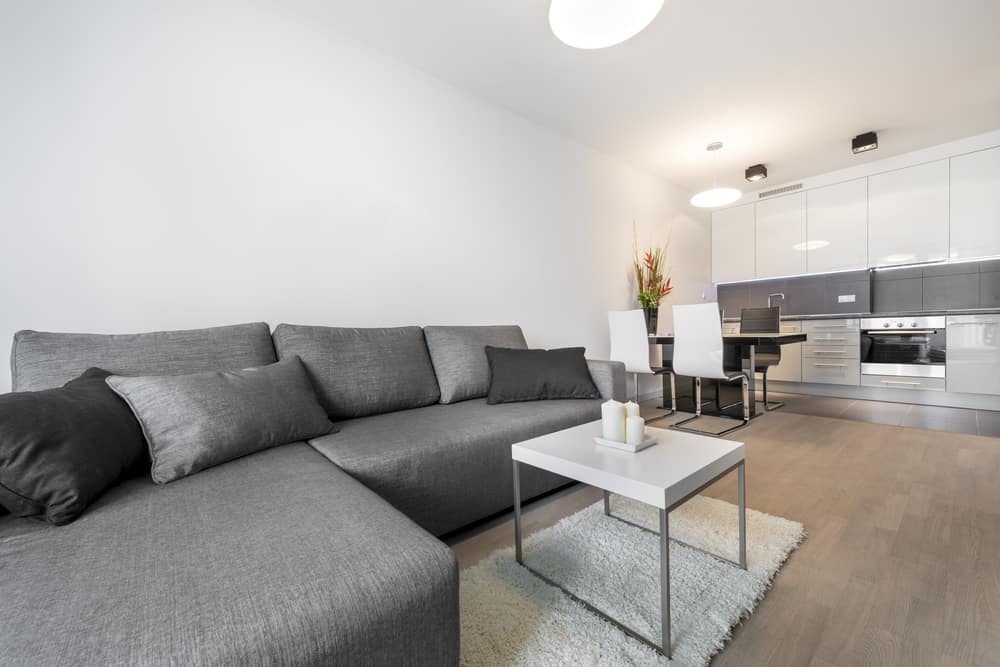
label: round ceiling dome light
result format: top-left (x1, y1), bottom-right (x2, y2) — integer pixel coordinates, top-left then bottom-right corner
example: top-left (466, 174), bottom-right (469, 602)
top-left (549, 0), bottom-right (665, 49)
top-left (690, 141), bottom-right (742, 208)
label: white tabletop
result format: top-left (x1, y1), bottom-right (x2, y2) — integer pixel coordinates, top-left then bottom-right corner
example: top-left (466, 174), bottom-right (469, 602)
top-left (512, 420), bottom-right (744, 510)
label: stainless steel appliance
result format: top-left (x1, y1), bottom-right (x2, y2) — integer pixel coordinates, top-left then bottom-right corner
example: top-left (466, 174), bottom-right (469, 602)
top-left (860, 316), bottom-right (946, 379)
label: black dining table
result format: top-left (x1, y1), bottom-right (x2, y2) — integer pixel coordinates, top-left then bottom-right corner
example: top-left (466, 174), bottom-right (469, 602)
top-left (648, 332), bottom-right (808, 419)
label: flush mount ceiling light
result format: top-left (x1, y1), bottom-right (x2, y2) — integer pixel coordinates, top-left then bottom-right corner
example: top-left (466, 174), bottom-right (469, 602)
top-left (690, 142), bottom-right (742, 208)
top-left (549, 0), bottom-right (664, 49)
top-left (745, 164), bottom-right (767, 182)
top-left (852, 131), bottom-right (878, 154)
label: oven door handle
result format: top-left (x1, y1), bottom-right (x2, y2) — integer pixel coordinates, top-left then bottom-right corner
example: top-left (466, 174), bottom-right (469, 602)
top-left (864, 330), bottom-right (938, 335)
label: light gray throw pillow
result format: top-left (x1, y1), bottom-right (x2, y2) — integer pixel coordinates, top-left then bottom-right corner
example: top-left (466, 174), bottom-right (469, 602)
top-left (423, 326), bottom-right (528, 403)
top-left (106, 357), bottom-right (334, 484)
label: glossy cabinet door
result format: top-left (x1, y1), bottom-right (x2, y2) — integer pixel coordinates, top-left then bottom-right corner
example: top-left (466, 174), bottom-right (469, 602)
top-left (947, 315), bottom-right (1000, 395)
top-left (712, 203), bottom-right (755, 284)
top-left (806, 178), bottom-right (868, 273)
top-left (868, 160), bottom-right (949, 267)
top-left (755, 192), bottom-right (807, 279)
top-left (950, 147), bottom-right (1000, 260)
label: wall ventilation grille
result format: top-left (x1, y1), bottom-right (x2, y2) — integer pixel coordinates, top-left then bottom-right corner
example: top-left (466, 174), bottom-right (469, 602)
top-left (758, 183), bottom-right (803, 199)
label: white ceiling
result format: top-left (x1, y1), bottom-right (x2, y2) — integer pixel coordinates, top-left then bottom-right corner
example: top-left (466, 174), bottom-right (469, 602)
top-left (288, 0), bottom-right (1000, 193)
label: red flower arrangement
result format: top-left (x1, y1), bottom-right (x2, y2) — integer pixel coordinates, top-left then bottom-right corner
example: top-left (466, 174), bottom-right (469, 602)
top-left (633, 225), bottom-right (673, 310)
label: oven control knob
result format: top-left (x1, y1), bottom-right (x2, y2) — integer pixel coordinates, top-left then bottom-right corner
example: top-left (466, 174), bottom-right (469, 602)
top-left (883, 323), bottom-right (890, 328)
top-left (911, 322), bottom-right (918, 327)
top-left (897, 322), bottom-right (904, 327)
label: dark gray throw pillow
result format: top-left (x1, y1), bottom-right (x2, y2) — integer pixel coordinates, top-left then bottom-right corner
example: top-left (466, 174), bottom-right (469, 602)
top-left (106, 357), bottom-right (334, 484)
top-left (0, 368), bottom-right (147, 525)
top-left (484, 346), bottom-right (601, 404)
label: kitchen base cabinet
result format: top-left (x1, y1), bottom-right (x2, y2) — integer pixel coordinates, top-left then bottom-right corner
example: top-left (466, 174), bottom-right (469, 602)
top-left (947, 315), bottom-right (1000, 396)
top-left (799, 318), bottom-right (860, 385)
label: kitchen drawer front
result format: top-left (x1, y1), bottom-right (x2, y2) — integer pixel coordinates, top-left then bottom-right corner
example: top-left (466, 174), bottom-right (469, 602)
top-left (861, 375), bottom-right (946, 391)
top-left (802, 359), bottom-right (860, 385)
top-left (802, 341), bottom-right (859, 359)
top-left (802, 319), bottom-right (860, 333)
top-left (779, 321), bottom-right (802, 334)
top-left (802, 331), bottom-right (860, 347)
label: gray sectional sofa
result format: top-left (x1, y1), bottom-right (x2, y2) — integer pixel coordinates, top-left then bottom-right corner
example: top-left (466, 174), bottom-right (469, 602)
top-left (0, 322), bottom-right (625, 666)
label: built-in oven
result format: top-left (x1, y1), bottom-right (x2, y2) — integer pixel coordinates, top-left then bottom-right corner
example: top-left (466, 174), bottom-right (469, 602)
top-left (860, 316), bottom-right (946, 378)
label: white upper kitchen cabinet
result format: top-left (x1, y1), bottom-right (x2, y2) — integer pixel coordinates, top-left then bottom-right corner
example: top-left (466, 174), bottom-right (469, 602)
top-left (868, 159), bottom-right (949, 267)
top-left (950, 147), bottom-right (1000, 260)
top-left (754, 192), bottom-right (807, 279)
top-left (806, 178), bottom-right (868, 273)
top-left (711, 203), bottom-right (755, 284)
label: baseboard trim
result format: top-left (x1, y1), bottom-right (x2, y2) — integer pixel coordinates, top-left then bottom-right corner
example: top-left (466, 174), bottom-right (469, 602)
top-left (768, 381), bottom-right (999, 412)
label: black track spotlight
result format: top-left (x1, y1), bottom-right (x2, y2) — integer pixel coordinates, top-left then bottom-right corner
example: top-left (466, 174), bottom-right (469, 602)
top-left (745, 164), bottom-right (767, 182)
top-left (852, 131), bottom-right (878, 154)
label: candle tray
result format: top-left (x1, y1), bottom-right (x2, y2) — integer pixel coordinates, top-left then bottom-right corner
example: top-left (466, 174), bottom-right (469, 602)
top-left (593, 433), bottom-right (658, 453)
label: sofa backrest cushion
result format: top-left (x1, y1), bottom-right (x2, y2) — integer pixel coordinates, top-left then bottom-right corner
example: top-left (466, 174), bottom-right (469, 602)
top-left (423, 325), bottom-right (527, 403)
top-left (272, 325), bottom-right (441, 419)
top-left (11, 323), bottom-right (276, 392)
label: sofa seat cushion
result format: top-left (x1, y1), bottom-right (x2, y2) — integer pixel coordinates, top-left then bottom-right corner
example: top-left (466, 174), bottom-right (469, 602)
top-left (308, 398), bottom-right (602, 536)
top-left (0, 444), bottom-right (458, 667)
top-left (11, 323), bottom-right (277, 392)
top-left (272, 324), bottom-right (441, 419)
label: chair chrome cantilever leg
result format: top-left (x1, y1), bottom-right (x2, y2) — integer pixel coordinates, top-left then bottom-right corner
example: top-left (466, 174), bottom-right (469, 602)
top-left (669, 371), bottom-right (677, 414)
top-left (671, 375), bottom-right (750, 436)
top-left (761, 370), bottom-right (784, 411)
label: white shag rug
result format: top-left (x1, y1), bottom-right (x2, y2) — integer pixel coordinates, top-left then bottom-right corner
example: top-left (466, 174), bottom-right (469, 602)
top-left (461, 495), bottom-right (805, 666)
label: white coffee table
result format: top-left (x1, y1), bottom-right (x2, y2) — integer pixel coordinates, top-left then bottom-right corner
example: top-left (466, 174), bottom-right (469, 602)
top-left (511, 419), bottom-right (746, 659)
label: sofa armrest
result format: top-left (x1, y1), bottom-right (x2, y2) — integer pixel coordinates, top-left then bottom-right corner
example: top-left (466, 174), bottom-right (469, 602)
top-left (587, 359), bottom-right (626, 402)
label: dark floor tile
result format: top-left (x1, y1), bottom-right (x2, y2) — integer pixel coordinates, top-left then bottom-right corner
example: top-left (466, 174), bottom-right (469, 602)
top-left (977, 410), bottom-right (1000, 438)
top-left (840, 400), bottom-right (910, 426)
top-left (901, 404), bottom-right (980, 435)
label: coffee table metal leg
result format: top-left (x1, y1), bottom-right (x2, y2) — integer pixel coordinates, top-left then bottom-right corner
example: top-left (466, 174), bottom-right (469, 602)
top-left (513, 460), bottom-right (523, 564)
top-left (738, 461), bottom-right (747, 570)
top-left (603, 490), bottom-right (610, 516)
top-left (659, 508), bottom-right (671, 659)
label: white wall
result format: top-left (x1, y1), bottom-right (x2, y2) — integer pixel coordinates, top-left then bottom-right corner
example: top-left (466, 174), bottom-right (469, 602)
top-left (0, 1), bottom-right (711, 395)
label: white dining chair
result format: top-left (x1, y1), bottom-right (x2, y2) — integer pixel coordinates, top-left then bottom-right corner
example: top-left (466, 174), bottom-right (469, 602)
top-left (608, 309), bottom-right (675, 411)
top-left (670, 302), bottom-right (750, 435)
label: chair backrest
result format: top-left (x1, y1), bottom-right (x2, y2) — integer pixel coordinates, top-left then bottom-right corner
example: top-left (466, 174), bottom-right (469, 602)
top-left (671, 302), bottom-right (727, 379)
top-left (608, 310), bottom-right (653, 374)
top-left (740, 307), bottom-right (780, 334)
top-left (740, 306), bottom-right (782, 362)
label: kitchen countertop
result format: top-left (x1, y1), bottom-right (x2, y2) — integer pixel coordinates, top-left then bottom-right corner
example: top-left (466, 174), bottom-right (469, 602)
top-left (723, 307), bottom-right (1000, 322)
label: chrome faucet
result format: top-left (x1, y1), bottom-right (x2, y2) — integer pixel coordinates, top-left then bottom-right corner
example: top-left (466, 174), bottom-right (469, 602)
top-left (768, 293), bottom-right (786, 308)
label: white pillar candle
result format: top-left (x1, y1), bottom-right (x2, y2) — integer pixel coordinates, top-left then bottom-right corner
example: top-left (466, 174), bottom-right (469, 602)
top-left (601, 400), bottom-right (626, 442)
top-left (626, 416), bottom-right (646, 446)
top-left (624, 401), bottom-right (640, 418)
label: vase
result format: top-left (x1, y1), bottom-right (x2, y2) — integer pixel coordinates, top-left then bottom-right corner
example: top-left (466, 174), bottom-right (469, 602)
top-left (643, 307), bottom-right (658, 335)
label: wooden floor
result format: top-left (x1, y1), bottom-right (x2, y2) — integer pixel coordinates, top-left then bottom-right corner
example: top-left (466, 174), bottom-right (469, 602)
top-left (447, 404), bottom-right (1000, 666)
